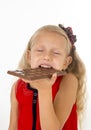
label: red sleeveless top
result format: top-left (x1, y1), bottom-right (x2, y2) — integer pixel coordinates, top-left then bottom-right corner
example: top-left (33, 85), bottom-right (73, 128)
top-left (16, 76), bottom-right (78, 130)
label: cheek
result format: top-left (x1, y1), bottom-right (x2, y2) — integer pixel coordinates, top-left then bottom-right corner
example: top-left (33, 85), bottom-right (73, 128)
top-left (31, 55), bottom-right (36, 63)
top-left (30, 53), bottom-right (39, 68)
top-left (56, 57), bottom-right (66, 70)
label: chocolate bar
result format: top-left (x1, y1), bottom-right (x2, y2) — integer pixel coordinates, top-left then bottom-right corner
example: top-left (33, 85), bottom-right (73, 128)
top-left (7, 68), bottom-right (66, 80)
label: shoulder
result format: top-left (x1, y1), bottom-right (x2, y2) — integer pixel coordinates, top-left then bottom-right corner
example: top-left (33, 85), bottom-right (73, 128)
top-left (11, 79), bottom-right (24, 96)
top-left (11, 79), bottom-right (21, 91)
top-left (12, 79), bottom-right (26, 90)
top-left (57, 73), bottom-right (78, 104)
top-left (60, 72), bottom-right (78, 90)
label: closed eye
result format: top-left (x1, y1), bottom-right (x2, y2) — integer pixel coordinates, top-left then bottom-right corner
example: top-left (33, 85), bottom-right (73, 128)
top-left (53, 51), bottom-right (61, 55)
top-left (36, 49), bottom-right (44, 52)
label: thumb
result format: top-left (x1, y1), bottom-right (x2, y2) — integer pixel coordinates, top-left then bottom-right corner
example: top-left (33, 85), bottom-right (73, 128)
top-left (51, 73), bottom-right (57, 84)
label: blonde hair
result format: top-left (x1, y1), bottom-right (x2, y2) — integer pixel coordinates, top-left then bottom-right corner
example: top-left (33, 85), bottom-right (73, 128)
top-left (18, 25), bottom-right (86, 124)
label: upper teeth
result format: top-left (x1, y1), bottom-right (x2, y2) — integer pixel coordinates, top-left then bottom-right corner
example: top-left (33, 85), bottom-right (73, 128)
top-left (40, 65), bottom-right (52, 68)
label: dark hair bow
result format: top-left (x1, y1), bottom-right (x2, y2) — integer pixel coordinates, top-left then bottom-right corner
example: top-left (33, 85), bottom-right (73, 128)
top-left (58, 24), bottom-right (77, 45)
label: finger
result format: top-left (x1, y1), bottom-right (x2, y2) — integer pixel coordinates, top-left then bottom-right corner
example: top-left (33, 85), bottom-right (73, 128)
top-left (51, 73), bottom-right (57, 84)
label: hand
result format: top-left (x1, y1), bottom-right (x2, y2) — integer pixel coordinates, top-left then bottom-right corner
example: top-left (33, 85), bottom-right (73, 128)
top-left (22, 73), bottom-right (57, 91)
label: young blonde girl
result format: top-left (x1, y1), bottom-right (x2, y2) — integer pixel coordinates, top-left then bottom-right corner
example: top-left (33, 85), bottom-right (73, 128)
top-left (8, 24), bottom-right (86, 130)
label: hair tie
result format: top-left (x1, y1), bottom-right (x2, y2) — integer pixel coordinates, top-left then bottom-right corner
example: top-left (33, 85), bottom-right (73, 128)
top-left (58, 24), bottom-right (77, 46)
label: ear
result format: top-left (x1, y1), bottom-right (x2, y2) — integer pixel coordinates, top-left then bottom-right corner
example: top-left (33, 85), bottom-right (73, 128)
top-left (63, 56), bottom-right (72, 70)
top-left (25, 50), bottom-right (31, 65)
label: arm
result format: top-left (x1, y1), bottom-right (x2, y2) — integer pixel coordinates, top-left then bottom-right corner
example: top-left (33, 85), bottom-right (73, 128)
top-left (38, 73), bottom-right (78, 130)
top-left (8, 82), bottom-right (18, 130)
top-left (54, 73), bottom-right (78, 129)
top-left (38, 86), bottom-right (60, 130)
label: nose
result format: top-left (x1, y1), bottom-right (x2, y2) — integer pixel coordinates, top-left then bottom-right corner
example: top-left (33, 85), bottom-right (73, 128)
top-left (43, 52), bottom-right (51, 61)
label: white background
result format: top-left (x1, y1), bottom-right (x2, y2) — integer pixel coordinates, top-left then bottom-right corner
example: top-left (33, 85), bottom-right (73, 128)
top-left (0, 0), bottom-right (91, 129)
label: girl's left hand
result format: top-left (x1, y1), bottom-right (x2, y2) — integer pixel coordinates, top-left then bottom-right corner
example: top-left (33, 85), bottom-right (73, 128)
top-left (22, 73), bottom-right (57, 91)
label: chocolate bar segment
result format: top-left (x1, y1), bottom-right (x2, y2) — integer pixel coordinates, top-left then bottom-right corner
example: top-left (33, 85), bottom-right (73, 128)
top-left (7, 68), bottom-right (66, 80)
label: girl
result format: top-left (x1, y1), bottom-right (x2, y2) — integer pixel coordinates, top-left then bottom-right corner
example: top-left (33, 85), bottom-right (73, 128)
top-left (8, 24), bottom-right (86, 130)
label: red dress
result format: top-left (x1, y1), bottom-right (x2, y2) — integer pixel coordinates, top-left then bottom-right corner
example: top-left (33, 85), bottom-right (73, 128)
top-left (16, 76), bottom-right (78, 130)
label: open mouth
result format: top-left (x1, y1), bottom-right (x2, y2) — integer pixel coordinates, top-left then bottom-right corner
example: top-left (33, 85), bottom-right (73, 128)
top-left (39, 65), bottom-right (53, 69)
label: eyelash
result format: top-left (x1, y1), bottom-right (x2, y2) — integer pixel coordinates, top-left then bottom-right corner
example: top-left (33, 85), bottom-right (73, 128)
top-left (36, 49), bottom-right (61, 55)
top-left (53, 52), bottom-right (61, 55)
top-left (36, 49), bottom-right (43, 52)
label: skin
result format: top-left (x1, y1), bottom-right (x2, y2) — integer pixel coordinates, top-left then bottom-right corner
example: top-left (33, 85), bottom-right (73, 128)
top-left (8, 32), bottom-right (78, 130)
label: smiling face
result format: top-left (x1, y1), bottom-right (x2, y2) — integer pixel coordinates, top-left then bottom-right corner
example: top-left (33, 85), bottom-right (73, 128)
top-left (27, 31), bottom-right (72, 71)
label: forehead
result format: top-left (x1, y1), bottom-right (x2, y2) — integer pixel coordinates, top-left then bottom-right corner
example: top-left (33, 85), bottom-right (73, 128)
top-left (32, 31), bottom-right (67, 49)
